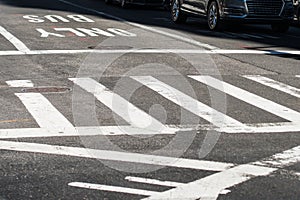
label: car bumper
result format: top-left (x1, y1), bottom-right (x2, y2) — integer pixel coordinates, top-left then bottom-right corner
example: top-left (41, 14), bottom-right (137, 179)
top-left (220, 1), bottom-right (294, 23)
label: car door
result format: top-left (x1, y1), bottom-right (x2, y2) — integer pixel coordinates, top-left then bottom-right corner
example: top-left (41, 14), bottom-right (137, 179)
top-left (181, 0), bottom-right (206, 15)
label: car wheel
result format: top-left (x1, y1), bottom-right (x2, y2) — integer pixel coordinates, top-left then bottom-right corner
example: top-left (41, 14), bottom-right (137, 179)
top-left (171, 0), bottom-right (187, 23)
top-left (207, 1), bottom-right (223, 31)
top-left (271, 23), bottom-right (290, 33)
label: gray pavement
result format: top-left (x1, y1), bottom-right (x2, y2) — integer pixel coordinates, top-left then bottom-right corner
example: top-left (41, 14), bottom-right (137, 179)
top-left (0, 0), bottom-right (300, 199)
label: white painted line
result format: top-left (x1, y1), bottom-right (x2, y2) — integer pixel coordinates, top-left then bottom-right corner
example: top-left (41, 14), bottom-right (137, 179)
top-left (57, 0), bottom-right (219, 50)
top-left (254, 145), bottom-right (300, 168)
top-left (132, 76), bottom-right (246, 130)
top-left (0, 49), bottom-right (299, 56)
top-left (6, 80), bottom-right (34, 87)
top-left (0, 51), bottom-right (25, 56)
top-left (70, 78), bottom-right (165, 133)
top-left (0, 26), bottom-right (30, 53)
top-left (190, 76), bottom-right (300, 123)
top-left (26, 49), bottom-right (300, 55)
top-left (0, 126), bottom-right (179, 139)
top-left (220, 189), bottom-right (231, 195)
top-left (1, 122), bottom-right (300, 139)
top-left (146, 144), bottom-right (300, 199)
top-left (296, 75), bottom-right (300, 78)
top-left (69, 144), bottom-right (300, 199)
top-left (15, 93), bottom-right (74, 129)
top-left (68, 182), bottom-right (159, 196)
top-left (243, 75), bottom-right (300, 98)
top-left (0, 140), bottom-right (234, 171)
top-left (144, 164), bottom-right (276, 200)
top-left (125, 176), bottom-right (182, 187)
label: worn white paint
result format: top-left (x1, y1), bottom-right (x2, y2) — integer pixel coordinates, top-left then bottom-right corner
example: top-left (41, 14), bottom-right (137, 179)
top-left (76, 28), bottom-right (114, 37)
top-left (54, 28), bottom-right (86, 37)
top-left (144, 164), bottom-right (276, 200)
top-left (243, 75), bottom-right (300, 98)
top-left (254, 145), bottom-right (300, 168)
top-left (0, 26), bottom-right (30, 53)
top-left (0, 125), bottom-right (179, 139)
top-left (68, 182), bottom-right (159, 196)
top-left (23, 15), bottom-right (94, 23)
top-left (0, 140), bottom-right (233, 171)
top-left (6, 80), bottom-right (33, 87)
top-left (107, 28), bottom-right (137, 37)
top-left (15, 93), bottom-right (74, 129)
top-left (37, 29), bottom-right (65, 38)
top-left (125, 176), bottom-right (182, 187)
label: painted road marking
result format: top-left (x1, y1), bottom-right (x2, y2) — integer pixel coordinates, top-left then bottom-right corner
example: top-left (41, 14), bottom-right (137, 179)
top-left (68, 182), bottom-right (159, 196)
top-left (243, 75), bottom-right (300, 98)
top-left (37, 28), bottom-right (136, 38)
top-left (5, 80), bottom-right (34, 87)
top-left (70, 78), bottom-right (165, 132)
top-left (254, 145), bottom-right (300, 168)
top-left (0, 126), bottom-right (180, 139)
top-left (144, 164), bottom-right (276, 200)
top-left (15, 93), bottom-right (74, 129)
top-left (1, 122), bottom-right (300, 139)
top-left (125, 176), bottom-right (182, 187)
top-left (67, 144), bottom-right (300, 199)
top-left (23, 15), bottom-right (95, 23)
top-left (145, 145), bottom-right (300, 199)
top-left (0, 140), bottom-right (233, 171)
top-left (0, 26), bottom-right (30, 53)
top-left (131, 76), bottom-right (246, 130)
top-left (189, 75), bottom-right (300, 123)
top-left (57, 0), bottom-right (219, 50)
top-left (0, 49), bottom-right (300, 56)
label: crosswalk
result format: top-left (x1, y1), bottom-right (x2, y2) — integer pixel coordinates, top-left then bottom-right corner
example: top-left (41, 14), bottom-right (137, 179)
top-left (0, 74), bottom-right (300, 199)
top-left (1, 74), bottom-right (300, 135)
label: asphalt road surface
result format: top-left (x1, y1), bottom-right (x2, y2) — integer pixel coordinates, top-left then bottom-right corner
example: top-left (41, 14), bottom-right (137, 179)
top-left (0, 0), bottom-right (300, 199)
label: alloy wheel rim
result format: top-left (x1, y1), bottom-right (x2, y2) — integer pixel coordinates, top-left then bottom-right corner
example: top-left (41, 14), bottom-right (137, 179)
top-left (208, 3), bottom-right (217, 29)
top-left (172, 0), bottom-right (180, 20)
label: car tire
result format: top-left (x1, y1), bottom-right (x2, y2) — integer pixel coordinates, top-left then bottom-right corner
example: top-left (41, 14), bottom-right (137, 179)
top-left (171, 0), bottom-right (187, 23)
top-left (207, 1), bottom-right (223, 31)
top-left (271, 23), bottom-right (290, 33)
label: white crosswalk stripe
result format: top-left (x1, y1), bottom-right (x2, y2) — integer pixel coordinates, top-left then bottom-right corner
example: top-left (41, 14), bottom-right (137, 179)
top-left (15, 93), bottom-right (74, 129)
top-left (69, 77), bottom-right (166, 133)
top-left (189, 75), bottom-right (300, 123)
top-left (243, 75), bottom-right (300, 98)
top-left (131, 76), bottom-right (246, 129)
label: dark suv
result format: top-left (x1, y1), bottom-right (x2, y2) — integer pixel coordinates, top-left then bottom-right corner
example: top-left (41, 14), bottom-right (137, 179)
top-left (171, 0), bottom-right (294, 32)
